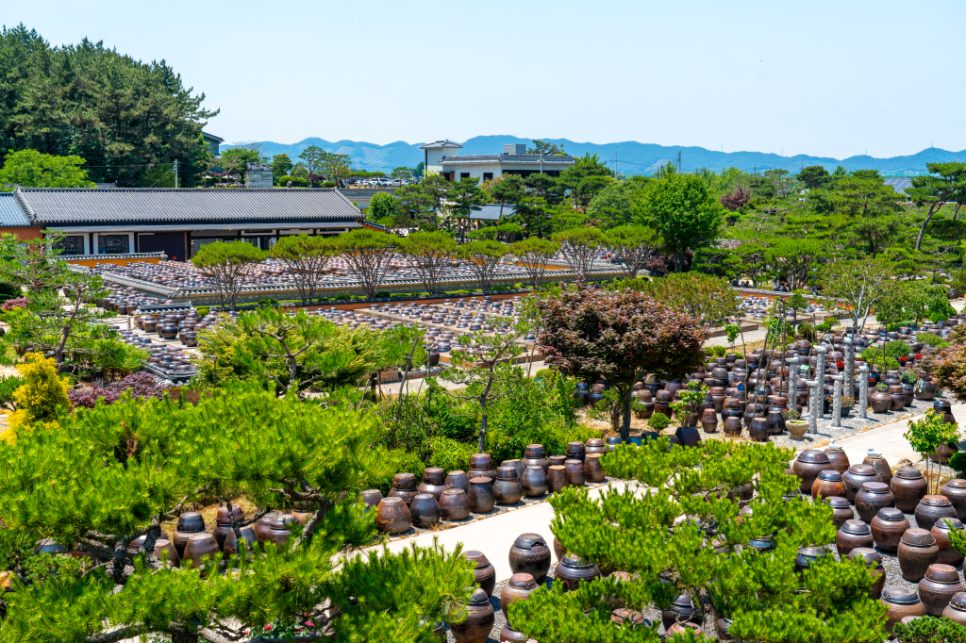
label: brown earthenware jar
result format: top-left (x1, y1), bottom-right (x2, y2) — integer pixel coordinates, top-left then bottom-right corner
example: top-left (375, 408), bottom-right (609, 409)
top-left (358, 489), bottom-right (383, 509)
top-left (661, 593), bottom-right (703, 630)
top-left (843, 464), bottom-right (879, 504)
top-left (388, 472), bottom-right (420, 505)
top-left (449, 587), bottom-right (494, 643)
top-left (183, 533), bottom-right (220, 569)
top-left (418, 467), bottom-right (451, 501)
top-left (871, 507), bottom-right (910, 553)
top-left (222, 526), bottom-right (257, 557)
top-left (826, 496), bottom-right (854, 528)
top-left (264, 513), bottom-right (298, 551)
top-left (499, 624), bottom-right (529, 642)
top-left (553, 536), bottom-right (566, 562)
top-left (584, 454), bottom-right (606, 483)
top-left (508, 533), bottom-right (551, 583)
top-left (863, 451), bottom-right (894, 487)
top-left (464, 550), bottom-right (496, 597)
top-left (213, 505), bottom-right (245, 550)
top-left (468, 453), bottom-right (497, 482)
top-left (555, 555), bottom-right (601, 592)
top-left (500, 573), bottom-right (538, 627)
top-left (942, 592), bottom-right (966, 627)
top-left (667, 622), bottom-right (702, 636)
top-left (794, 546), bottom-right (827, 575)
top-left (892, 467), bottom-right (929, 513)
top-left (172, 512), bottom-right (206, 559)
top-left (824, 443), bottom-right (851, 474)
top-left (503, 459), bottom-right (526, 481)
top-left (375, 497), bottom-right (411, 534)
top-left (549, 455), bottom-right (567, 468)
top-left (848, 548), bottom-right (885, 598)
top-left (722, 415), bottom-right (743, 436)
top-left (548, 465), bottom-right (568, 493)
top-left (919, 564), bottom-right (965, 616)
top-left (493, 465), bottom-right (523, 505)
top-left (836, 519), bottom-right (874, 556)
top-left (931, 517), bottom-right (966, 567)
top-left (871, 390), bottom-right (892, 413)
top-left (942, 479), bottom-right (966, 521)
top-left (467, 477), bottom-right (495, 514)
top-left (522, 444), bottom-right (550, 472)
top-left (855, 482), bottom-right (895, 523)
top-left (520, 466), bottom-right (549, 498)
top-left (565, 459), bottom-right (586, 487)
top-left (812, 470), bottom-right (847, 500)
top-left (410, 493), bottom-right (441, 528)
top-left (445, 470), bottom-right (470, 493)
top-left (585, 438), bottom-right (607, 456)
top-left (898, 529), bottom-right (939, 582)
top-left (793, 450), bottom-right (833, 495)
top-left (152, 538), bottom-right (180, 567)
top-left (915, 495), bottom-right (958, 532)
top-left (253, 511), bottom-right (280, 543)
top-left (566, 441), bottom-right (586, 462)
top-left (439, 488), bottom-right (471, 521)
top-left (700, 408), bottom-right (719, 433)
top-left (880, 585), bottom-right (926, 635)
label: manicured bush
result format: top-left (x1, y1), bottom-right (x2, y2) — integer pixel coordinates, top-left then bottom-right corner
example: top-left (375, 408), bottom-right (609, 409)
top-left (67, 371), bottom-right (165, 409)
top-left (894, 616), bottom-right (966, 643)
top-left (0, 374), bottom-right (23, 411)
top-left (5, 353), bottom-right (71, 437)
top-left (917, 332), bottom-right (950, 349)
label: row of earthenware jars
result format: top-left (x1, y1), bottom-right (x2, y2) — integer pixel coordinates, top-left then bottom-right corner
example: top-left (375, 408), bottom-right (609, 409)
top-left (168, 508), bottom-right (298, 569)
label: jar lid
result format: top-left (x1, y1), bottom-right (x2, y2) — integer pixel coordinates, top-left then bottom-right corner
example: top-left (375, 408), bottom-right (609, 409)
top-left (876, 507), bottom-right (906, 522)
top-left (798, 449), bottom-right (831, 464)
top-left (867, 448), bottom-right (882, 458)
top-left (860, 482), bottom-right (890, 494)
top-left (524, 444), bottom-right (546, 458)
top-left (847, 464), bottom-right (876, 476)
top-left (562, 555), bottom-right (596, 569)
top-left (464, 550), bottom-right (489, 567)
top-left (513, 533), bottom-right (547, 550)
top-left (847, 547), bottom-right (882, 567)
top-left (841, 519), bottom-right (871, 535)
top-left (468, 476), bottom-right (492, 484)
top-left (177, 511), bottom-right (205, 532)
top-left (393, 472), bottom-right (417, 487)
top-left (795, 546), bottom-right (827, 565)
top-left (441, 488), bottom-right (465, 497)
top-left (586, 438), bottom-right (605, 447)
top-left (896, 466), bottom-right (924, 480)
top-left (925, 564), bottom-right (960, 583)
top-left (269, 513), bottom-right (298, 530)
top-left (882, 585), bottom-right (921, 605)
top-left (934, 517), bottom-right (965, 531)
top-left (497, 465), bottom-right (519, 479)
top-left (901, 528), bottom-right (936, 547)
top-left (672, 593), bottom-right (695, 608)
top-left (817, 470), bottom-right (843, 482)
top-left (920, 494), bottom-right (952, 507)
top-left (945, 479), bottom-right (966, 490)
top-left (949, 592), bottom-right (966, 612)
top-left (508, 573), bottom-right (537, 589)
top-left (825, 496), bottom-right (850, 508)
top-left (567, 441), bottom-right (585, 448)
top-left (467, 587), bottom-right (490, 606)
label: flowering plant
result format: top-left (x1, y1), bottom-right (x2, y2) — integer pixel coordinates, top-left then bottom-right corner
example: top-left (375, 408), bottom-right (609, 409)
top-left (836, 361), bottom-right (845, 369)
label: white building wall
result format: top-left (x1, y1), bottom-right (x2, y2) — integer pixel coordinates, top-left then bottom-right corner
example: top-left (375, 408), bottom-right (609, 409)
top-left (440, 162), bottom-right (503, 183)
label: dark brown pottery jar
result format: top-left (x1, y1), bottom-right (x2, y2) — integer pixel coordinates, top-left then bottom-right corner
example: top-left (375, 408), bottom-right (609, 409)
top-left (824, 443), bottom-right (851, 474)
top-left (388, 472), bottom-right (419, 505)
top-left (555, 555), bottom-right (601, 592)
top-left (153, 538), bottom-right (180, 567)
top-left (863, 450), bottom-right (893, 487)
top-left (410, 493), bottom-right (441, 529)
top-left (565, 459), bottom-right (586, 487)
top-left (661, 593), bottom-right (703, 630)
top-left (667, 622), bottom-right (702, 636)
top-left (464, 550), bottom-right (496, 597)
top-left (508, 533), bottom-right (551, 583)
top-left (173, 511), bottom-right (206, 559)
top-left (826, 496), bottom-right (854, 528)
top-left (943, 592), bottom-right (966, 627)
top-left (467, 477), bottom-right (495, 514)
top-left (794, 546), bottom-right (827, 575)
top-left (919, 564), bottom-right (965, 616)
top-left (253, 511), bottom-right (280, 543)
top-left (892, 467), bottom-right (929, 513)
top-left (700, 408), bottom-right (718, 433)
top-left (898, 528), bottom-right (939, 582)
top-left (871, 390), bottom-right (892, 413)
top-left (931, 517), bottom-right (965, 567)
top-left (871, 507), bottom-right (910, 553)
top-left (585, 438), bottom-right (607, 456)
top-left (915, 494), bottom-right (958, 532)
top-left (520, 466), bottom-right (549, 498)
top-left (358, 489), bottom-right (383, 509)
top-left (941, 479), bottom-right (966, 521)
top-left (493, 465), bottom-right (523, 505)
top-left (836, 519), bottom-right (874, 556)
top-left (522, 444), bottom-right (550, 472)
top-left (183, 533), bottom-right (220, 569)
top-left (446, 470), bottom-right (470, 493)
top-left (222, 526), bottom-right (257, 558)
top-left (748, 416), bottom-right (770, 442)
top-left (502, 459), bottom-right (525, 482)
top-left (500, 573), bottom-right (538, 628)
top-left (468, 453), bottom-right (497, 481)
top-left (855, 482), bottom-right (895, 523)
top-left (566, 441), bottom-right (586, 462)
top-left (213, 505), bottom-right (245, 550)
top-left (723, 415), bottom-right (743, 436)
top-left (549, 455), bottom-right (567, 468)
top-left (880, 585), bottom-right (926, 635)
top-left (375, 497), bottom-right (411, 534)
top-left (418, 467), bottom-right (450, 501)
top-left (843, 464), bottom-right (879, 504)
top-left (584, 454), bottom-right (606, 483)
top-left (548, 465), bottom-right (568, 493)
top-left (848, 548), bottom-right (885, 598)
top-left (499, 624), bottom-right (529, 642)
top-left (439, 488), bottom-right (471, 521)
top-left (264, 514), bottom-right (298, 552)
top-left (448, 587), bottom-right (494, 643)
top-left (811, 470), bottom-right (847, 500)
top-left (793, 450), bottom-right (832, 495)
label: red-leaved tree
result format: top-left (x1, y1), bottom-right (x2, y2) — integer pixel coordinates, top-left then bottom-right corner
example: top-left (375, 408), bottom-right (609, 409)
top-left (720, 186), bottom-right (751, 212)
top-left (536, 285), bottom-right (709, 441)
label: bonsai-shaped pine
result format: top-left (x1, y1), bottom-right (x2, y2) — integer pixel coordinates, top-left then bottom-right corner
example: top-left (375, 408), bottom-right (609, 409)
top-left (551, 227), bottom-right (603, 280)
top-left (191, 240), bottom-right (266, 310)
top-left (602, 225), bottom-right (659, 279)
top-left (905, 409), bottom-right (962, 494)
top-left (535, 284), bottom-right (708, 442)
top-left (509, 237), bottom-right (559, 290)
top-left (397, 231), bottom-right (457, 295)
top-left (0, 383), bottom-right (474, 643)
top-left (334, 228), bottom-right (396, 300)
top-left (647, 411), bottom-right (671, 433)
top-left (668, 382), bottom-right (708, 427)
top-left (268, 234), bottom-right (334, 305)
top-left (455, 240), bottom-right (508, 295)
top-left (509, 439), bottom-right (889, 643)
top-left (785, 290), bottom-right (809, 323)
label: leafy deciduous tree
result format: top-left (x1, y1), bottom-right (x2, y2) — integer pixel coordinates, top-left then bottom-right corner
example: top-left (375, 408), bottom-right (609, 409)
top-left (0, 149), bottom-right (95, 187)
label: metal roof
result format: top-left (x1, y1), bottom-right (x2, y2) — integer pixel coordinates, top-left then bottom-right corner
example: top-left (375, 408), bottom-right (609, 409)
top-left (48, 221), bottom-right (363, 233)
top-left (201, 131), bottom-right (224, 143)
top-left (469, 204), bottom-right (517, 221)
top-left (439, 154), bottom-right (575, 166)
top-left (419, 140), bottom-right (463, 149)
top-left (0, 192), bottom-right (31, 227)
top-left (18, 187), bottom-right (364, 226)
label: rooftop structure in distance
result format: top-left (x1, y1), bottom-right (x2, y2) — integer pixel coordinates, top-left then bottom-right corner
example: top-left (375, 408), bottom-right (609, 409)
top-left (201, 131), bottom-right (224, 157)
top-left (420, 139), bottom-right (576, 182)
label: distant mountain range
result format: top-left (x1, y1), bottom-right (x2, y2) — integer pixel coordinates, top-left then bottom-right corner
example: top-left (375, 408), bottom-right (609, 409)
top-left (225, 135), bottom-right (966, 176)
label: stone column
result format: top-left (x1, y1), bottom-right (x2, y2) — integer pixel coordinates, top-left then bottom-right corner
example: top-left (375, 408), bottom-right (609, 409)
top-left (807, 379), bottom-right (821, 434)
top-left (787, 356), bottom-right (799, 412)
top-left (859, 364), bottom-right (869, 420)
top-left (831, 374), bottom-right (844, 429)
top-left (843, 336), bottom-right (854, 399)
top-left (814, 345), bottom-right (827, 419)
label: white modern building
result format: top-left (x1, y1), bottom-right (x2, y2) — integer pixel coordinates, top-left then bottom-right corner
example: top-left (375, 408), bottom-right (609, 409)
top-left (419, 140), bottom-right (575, 183)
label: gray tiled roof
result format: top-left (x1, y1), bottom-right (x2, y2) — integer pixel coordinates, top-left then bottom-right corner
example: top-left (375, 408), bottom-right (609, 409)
top-left (419, 140), bottom-right (463, 149)
top-left (439, 154), bottom-right (575, 165)
top-left (19, 188), bottom-right (364, 226)
top-left (0, 192), bottom-right (31, 227)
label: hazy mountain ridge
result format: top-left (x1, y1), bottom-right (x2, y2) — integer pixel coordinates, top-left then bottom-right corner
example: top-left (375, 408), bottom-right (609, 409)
top-left (228, 135), bottom-right (966, 176)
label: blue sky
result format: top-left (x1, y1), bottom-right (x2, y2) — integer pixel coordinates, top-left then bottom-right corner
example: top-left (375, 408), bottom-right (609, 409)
top-left (9, 0), bottom-right (965, 158)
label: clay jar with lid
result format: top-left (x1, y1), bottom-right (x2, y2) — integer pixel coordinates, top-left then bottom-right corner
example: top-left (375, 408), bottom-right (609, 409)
top-left (439, 488), bottom-right (471, 521)
top-left (849, 548), bottom-right (885, 599)
top-left (584, 454), bottom-right (606, 483)
top-left (183, 533), bottom-right (220, 569)
top-left (493, 465), bottom-right (523, 505)
top-left (565, 459), bottom-right (586, 487)
top-left (826, 497), bottom-right (854, 528)
top-left (915, 494), bottom-right (958, 532)
top-left (253, 511), bottom-right (280, 543)
top-left (358, 489), bottom-right (383, 510)
top-left (467, 477), bottom-right (495, 514)
top-left (792, 450), bottom-right (832, 495)
top-left (468, 453), bottom-right (497, 482)
top-left (410, 493), bottom-right (441, 529)
top-left (811, 470), bottom-right (847, 500)
top-left (500, 573), bottom-right (538, 628)
top-left (855, 482), bottom-right (895, 523)
top-left (943, 593), bottom-right (966, 627)
top-left (566, 441), bottom-right (586, 462)
top-left (871, 507), bottom-right (910, 553)
top-left (794, 546), bottom-right (827, 575)
top-left (445, 470), bottom-right (470, 494)
top-left (843, 464), bottom-right (879, 504)
top-left (172, 511), bottom-right (206, 559)
top-left (547, 465), bottom-right (568, 493)
top-left (464, 550), bottom-right (496, 597)
top-left (555, 555), bottom-right (601, 592)
top-left (836, 520), bottom-right (873, 556)
top-left (375, 497), bottom-right (411, 534)
top-left (522, 444), bottom-right (550, 472)
top-left (880, 585), bottom-right (926, 634)
top-left (891, 466), bottom-right (928, 513)
top-left (919, 564), bottom-right (965, 616)
top-left (585, 438), bottom-right (607, 456)
top-left (213, 505), bottom-right (245, 550)
top-left (388, 473), bottom-right (419, 505)
top-left (863, 449), bottom-right (893, 487)
top-left (931, 517), bottom-right (966, 567)
top-left (898, 528), bottom-right (939, 582)
top-left (509, 533), bottom-right (551, 583)
top-left (520, 466), bottom-right (549, 498)
top-left (264, 513), bottom-right (298, 551)
top-left (824, 443), bottom-right (851, 474)
top-left (417, 467), bottom-right (450, 501)
top-left (661, 593), bottom-right (703, 630)
top-left (448, 588), bottom-right (493, 643)
top-left (941, 478), bottom-right (966, 521)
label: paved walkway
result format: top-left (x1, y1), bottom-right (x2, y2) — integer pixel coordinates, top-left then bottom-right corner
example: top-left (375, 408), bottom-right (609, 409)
top-left (834, 402), bottom-right (965, 466)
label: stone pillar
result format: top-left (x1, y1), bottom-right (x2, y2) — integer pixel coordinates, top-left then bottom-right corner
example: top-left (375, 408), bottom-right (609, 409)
top-left (814, 345), bottom-right (827, 419)
top-left (843, 336), bottom-right (854, 399)
top-left (787, 356), bottom-right (799, 412)
top-left (807, 379), bottom-right (821, 434)
top-left (859, 364), bottom-right (869, 420)
top-left (831, 374), bottom-right (844, 429)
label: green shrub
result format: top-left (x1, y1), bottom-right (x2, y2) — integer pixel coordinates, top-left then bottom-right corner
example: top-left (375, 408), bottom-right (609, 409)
top-left (374, 291), bottom-right (392, 299)
top-left (918, 333), bottom-right (951, 349)
top-left (648, 412), bottom-right (671, 432)
top-left (796, 322), bottom-right (816, 341)
top-left (366, 447), bottom-right (426, 495)
top-left (428, 437), bottom-right (477, 472)
top-left (859, 347), bottom-right (900, 371)
top-left (195, 306), bottom-right (210, 318)
top-left (0, 374), bottom-right (24, 411)
top-left (711, 345), bottom-right (727, 357)
top-left (0, 282), bottom-right (20, 303)
top-left (883, 339), bottom-right (910, 359)
top-left (321, 181), bottom-right (336, 188)
top-left (894, 615), bottom-right (966, 642)
top-left (278, 175), bottom-right (309, 187)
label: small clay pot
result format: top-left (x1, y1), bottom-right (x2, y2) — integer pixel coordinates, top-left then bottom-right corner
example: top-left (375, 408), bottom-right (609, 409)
top-left (849, 548), bottom-right (885, 599)
top-left (811, 470), bottom-right (847, 500)
top-left (565, 441), bottom-right (586, 462)
top-left (493, 465), bottom-right (523, 505)
top-left (520, 466), bottom-right (549, 498)
top-left (942, 592), bottom-right (966, 627)
top-left (824, 442), bottom-right (850, 474)
top-left (549, 455), bottom-right (567, 468)
top-left (264, 513), bottom-right (298, 551)
top-left (898, 528), bottom-right (939, 582)
top-left (667, 623), bottom-right (702, 636)
top-left (172, 511), bottom-right (206, 559)
top-left (410, 493), bottom-right (441, 529)
top-left (222, 526), bottom-right (257, 557)
top-left (584, 454), bottom-right (606, 483)
top-left (855, 482), bottom-right (895, 523)
top-left (836, 519), bottom-right (874, 556)
top-left (891, 466), bottom-right (928, 514)
top-left (931, 517), bottom-right (966, 567)
top-left (915, 495), bottom-right (958, 532)
top-left (388, 472), bottom-right (420, 505)
top-left (843, 464), bottom-right (879, 504)
top-left (502, 459), bottom-right (526, 481)
top-left (826, 496), bottom-right (854, 528)
top-left (152, 538), bottom-right (180, 567)
top-left (661, 593), bottom-right (703, 630)
top-left (183, 533), bottom-right (219, 569)
top-left (500, 573), bottom-right (538, 628)
top-left (942, 479), bottom-right (966, 522)
top-left (375, 497), bottom-right (411, 534)
top-left (508, 533), bottom-right (551, 583)
top-left (449, 587), bottom-right (494, 643)
top-left (439, 488), bottom-right (471, 521)
top-left (555, 555), bottom-right (601, 592)
top-left (446, 470), bottom-right (471, 494)
top-left (358, 489), bottom-right (383, 509)
top-left (871, 507), bottom-right (910, 553)
top-left (522, 444), bottom-right (550, 472)
top-left (564, 459), bottom-right (586, 487)
top-left (793, 450), bottom-right (832, 495)
top-left (919, 564), bottom-right (965, 616)
top-left (547, 465), bottom-right (568, 493)
top-left (253, 511), bottom-right (280, 543)
top-left (700, 408), bottom-right (718, 433)
top-left (880, 585), bottom-right (926, 635)
top-left (794, 546), bottom-right (827, 575)
top-left (464, 550), bottom-right (496, 597)
top-left (467, 477), bottom-right (495, 514)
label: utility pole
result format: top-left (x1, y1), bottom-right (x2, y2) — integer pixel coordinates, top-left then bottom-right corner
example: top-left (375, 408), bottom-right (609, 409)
top-left (173, 160), bottom-right (179, 188)
top-left (677, 150), bottom-right (681, 173)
